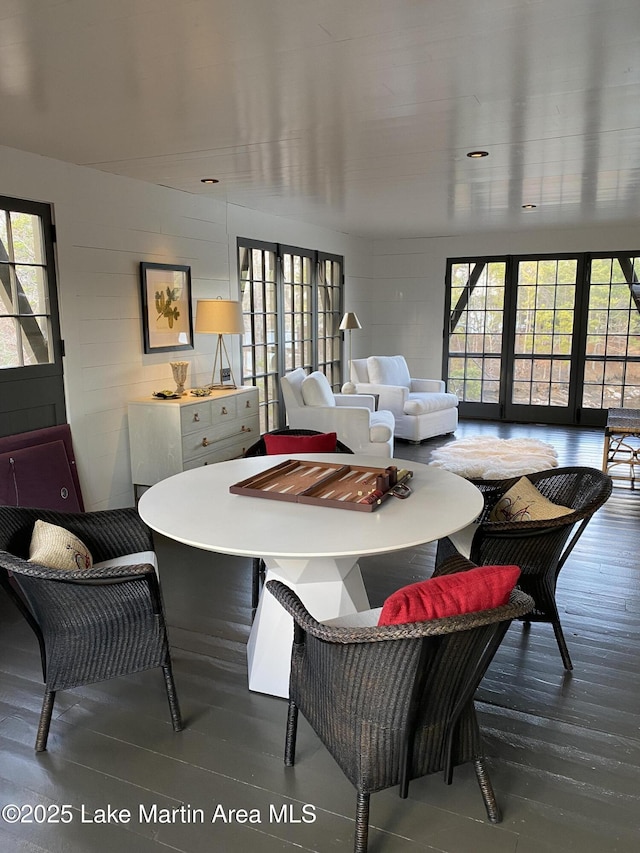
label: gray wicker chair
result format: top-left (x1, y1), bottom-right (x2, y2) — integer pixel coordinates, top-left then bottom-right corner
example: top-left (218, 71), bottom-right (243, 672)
top-left (266, 555), bottom-right (534, 853)
top-left (435, 466), bottom-right (612, 671)
top-left (0, 505), bottom-right (183, 752)
top-left (243, 428), bottom-right (353, 619)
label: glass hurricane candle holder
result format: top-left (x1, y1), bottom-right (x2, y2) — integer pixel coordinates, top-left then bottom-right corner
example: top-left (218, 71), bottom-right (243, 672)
top-left (170, 361), bottom-right (189, 396)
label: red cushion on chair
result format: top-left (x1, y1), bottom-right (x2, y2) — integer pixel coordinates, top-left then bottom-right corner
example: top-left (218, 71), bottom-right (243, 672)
top-left (378, 564), bottom-right (521, 625)
top-left (263, 432), bottom-right (338, 454)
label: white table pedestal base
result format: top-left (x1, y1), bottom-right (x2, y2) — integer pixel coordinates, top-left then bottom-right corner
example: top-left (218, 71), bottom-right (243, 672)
top-left (247, 555), bottom-right (370, 698)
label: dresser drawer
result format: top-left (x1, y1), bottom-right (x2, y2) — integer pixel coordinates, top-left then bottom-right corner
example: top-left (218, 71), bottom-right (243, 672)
top-left (210, 396), bottom-right (238, 422)
top-left (237, 393), bottom-right (258, 419)
top-left (182, 417), bottom-right (258, 462)
top-left (183, 432), bottom-right (257, 469)
top-left (180, 403), bottom-right (212, 434)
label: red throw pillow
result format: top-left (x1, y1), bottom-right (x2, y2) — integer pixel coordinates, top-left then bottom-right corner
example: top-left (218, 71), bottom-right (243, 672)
top-left (378, 564), bottom-right (521, 626)
top-left (263, 432), bottom-right (338, 454)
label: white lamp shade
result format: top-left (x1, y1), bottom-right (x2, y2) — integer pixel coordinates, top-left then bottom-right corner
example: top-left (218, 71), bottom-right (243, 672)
top-left (195, 299), bottom-right (244, 335)
top-left (339, 311), bottom-right (362, 331)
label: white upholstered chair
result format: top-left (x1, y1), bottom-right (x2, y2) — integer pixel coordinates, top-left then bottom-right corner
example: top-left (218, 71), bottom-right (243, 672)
top-left (350, 355), bottom-right (458, 443)
top-left (280, 368), bottom-right (394, 457)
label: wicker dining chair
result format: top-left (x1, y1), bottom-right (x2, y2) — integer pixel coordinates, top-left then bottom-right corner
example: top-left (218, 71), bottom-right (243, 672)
top-left (435, 466), bottom-right (612, 671)
top-left (266, 555), bottom-right (534, 853)
top-left (243, 428), bottom-right (353, 619)
top-left (0, 505), bottom-right (183, 751)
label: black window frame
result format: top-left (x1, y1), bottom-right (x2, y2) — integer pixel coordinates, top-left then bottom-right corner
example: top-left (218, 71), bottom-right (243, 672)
top-left (237, 238), bottom-right (344, 432)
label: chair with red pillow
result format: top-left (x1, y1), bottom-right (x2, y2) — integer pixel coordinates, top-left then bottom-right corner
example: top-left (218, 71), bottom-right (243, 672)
top-left (243, 429), bottom-right (353, 619)
top-left (266, 555), bottom-right (534, 853)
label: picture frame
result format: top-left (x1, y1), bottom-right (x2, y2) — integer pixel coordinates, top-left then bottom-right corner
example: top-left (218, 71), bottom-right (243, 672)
top-left (139, 262), bottom-right (194, 353)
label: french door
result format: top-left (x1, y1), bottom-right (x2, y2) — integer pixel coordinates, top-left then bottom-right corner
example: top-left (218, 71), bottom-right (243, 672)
top-left (445, 253), bottom-right (640, 426)
top-left (238, 239), bottom-right (343, 432)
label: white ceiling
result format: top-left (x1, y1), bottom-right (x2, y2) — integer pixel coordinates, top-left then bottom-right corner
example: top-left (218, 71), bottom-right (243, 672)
top-left (2, 0), bottom-right (639, 239)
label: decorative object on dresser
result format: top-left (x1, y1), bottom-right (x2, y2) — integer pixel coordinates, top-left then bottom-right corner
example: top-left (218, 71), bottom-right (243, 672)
top-left (338, 311), bottom-right (362, 394)
top-left (128, 385), bottom-right (259, 496)
top-left (139, 262), bottom-right (194, 354)
top-left (169, 361), bottom-right (189, 396)
top-left (195, 298), bottom-right (244, 388)
top-left (350, 355), bottom-right (458, 443)
top-left (280, 367), bottom-right (394, 458)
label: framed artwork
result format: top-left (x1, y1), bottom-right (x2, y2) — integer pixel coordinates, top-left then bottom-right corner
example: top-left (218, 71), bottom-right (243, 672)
top-left (139, 262), bottom-right (194, 353)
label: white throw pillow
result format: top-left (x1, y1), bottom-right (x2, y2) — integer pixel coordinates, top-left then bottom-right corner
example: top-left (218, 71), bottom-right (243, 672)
top-left (367, 355), bottom-right (411, 388)
top-left (29, 520), bottom-right (93, 571)
top-left (301, 371), bottom-right (336, 407)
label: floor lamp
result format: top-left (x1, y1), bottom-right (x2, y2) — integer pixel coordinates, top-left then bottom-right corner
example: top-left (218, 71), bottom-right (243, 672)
top-left (195, 299), bottom-right (244, 388)
top-left (339, 311), bottom-right (362, 393)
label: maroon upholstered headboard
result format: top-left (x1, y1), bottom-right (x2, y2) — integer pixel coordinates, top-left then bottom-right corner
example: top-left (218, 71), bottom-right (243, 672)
top-left (0, 425), bottom-right (84, 512)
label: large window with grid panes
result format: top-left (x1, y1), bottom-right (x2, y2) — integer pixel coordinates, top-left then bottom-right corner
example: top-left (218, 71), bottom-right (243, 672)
top-left (444, 253), bottom-right (640, 427)
top-left (237, 239), bottom-right (344, 433)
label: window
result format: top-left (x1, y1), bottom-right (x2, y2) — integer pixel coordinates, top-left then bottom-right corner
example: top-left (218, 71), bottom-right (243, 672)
top-left (238, 239), bottom-right (344, 432)
top-left (0, 204), bottom-right (54, 367)
top-left (445, 252), bottom-right (640, 427)
top-left (583, 256), bottom-right (640, 410)
top-left (447, 259), bottom-right (506, 408)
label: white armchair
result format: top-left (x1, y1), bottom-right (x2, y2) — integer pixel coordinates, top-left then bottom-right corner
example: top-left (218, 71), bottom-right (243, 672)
top-left (280, 368), bottom-right (394, 458)
top-left (349, 355), bottom-right (458, 444)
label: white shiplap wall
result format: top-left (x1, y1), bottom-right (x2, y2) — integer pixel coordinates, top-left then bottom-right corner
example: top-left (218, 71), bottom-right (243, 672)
top-left (0, 145), bottom-right (372, 509)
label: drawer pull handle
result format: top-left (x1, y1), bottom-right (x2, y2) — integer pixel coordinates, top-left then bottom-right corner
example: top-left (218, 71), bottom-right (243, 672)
top-left (221, 406), bottom-right (228, 415)
top-left (193, 413), bottom-right (200, 422)
top-left (241, 425), bottom-right (252, 433)
top-left (202, 437), bottom-right (211, 447)
top-left (245, 400), bottom-right (252, 408)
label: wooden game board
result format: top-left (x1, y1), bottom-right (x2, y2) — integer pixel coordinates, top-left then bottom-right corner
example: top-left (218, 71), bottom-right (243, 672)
top-left (229, 459), bottom-right (413, 512)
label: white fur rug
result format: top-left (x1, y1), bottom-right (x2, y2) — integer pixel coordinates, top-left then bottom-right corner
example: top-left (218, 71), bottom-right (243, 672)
top-left (429, 436), bottom-right (558, 479)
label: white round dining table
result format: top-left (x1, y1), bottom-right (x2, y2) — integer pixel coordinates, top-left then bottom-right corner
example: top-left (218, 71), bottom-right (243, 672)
top-left (138, 453), bottom-right (483, 698)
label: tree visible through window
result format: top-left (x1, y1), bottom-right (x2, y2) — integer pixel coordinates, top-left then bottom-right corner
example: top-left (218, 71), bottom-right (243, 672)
top-left (0, 208), bottom-right (53, 368)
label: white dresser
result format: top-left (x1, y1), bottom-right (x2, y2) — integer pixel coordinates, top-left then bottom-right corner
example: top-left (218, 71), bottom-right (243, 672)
top-left (128, 386), bottom-right (260, 489)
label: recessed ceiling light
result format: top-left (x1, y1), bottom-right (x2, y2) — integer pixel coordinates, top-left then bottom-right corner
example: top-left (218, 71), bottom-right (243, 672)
top-left (466, 150), bottom-right (489, 158)
top-left (200, 178), bottom-right (219, 184)
top-left (522, 203), bottom-right (537, 209)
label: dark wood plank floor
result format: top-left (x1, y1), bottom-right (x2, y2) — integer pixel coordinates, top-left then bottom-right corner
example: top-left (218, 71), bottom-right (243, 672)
top-left (1, 421), bottom-right (639, 852)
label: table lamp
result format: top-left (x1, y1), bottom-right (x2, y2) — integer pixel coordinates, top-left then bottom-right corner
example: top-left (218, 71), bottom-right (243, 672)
top-left (195, 299), bottom-right (244, 388)
top-left (339, 311), bottom-right (362, 393)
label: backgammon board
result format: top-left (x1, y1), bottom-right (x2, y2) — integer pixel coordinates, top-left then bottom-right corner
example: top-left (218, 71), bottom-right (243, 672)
top-left (229, 459), bottom-right (413, 512)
